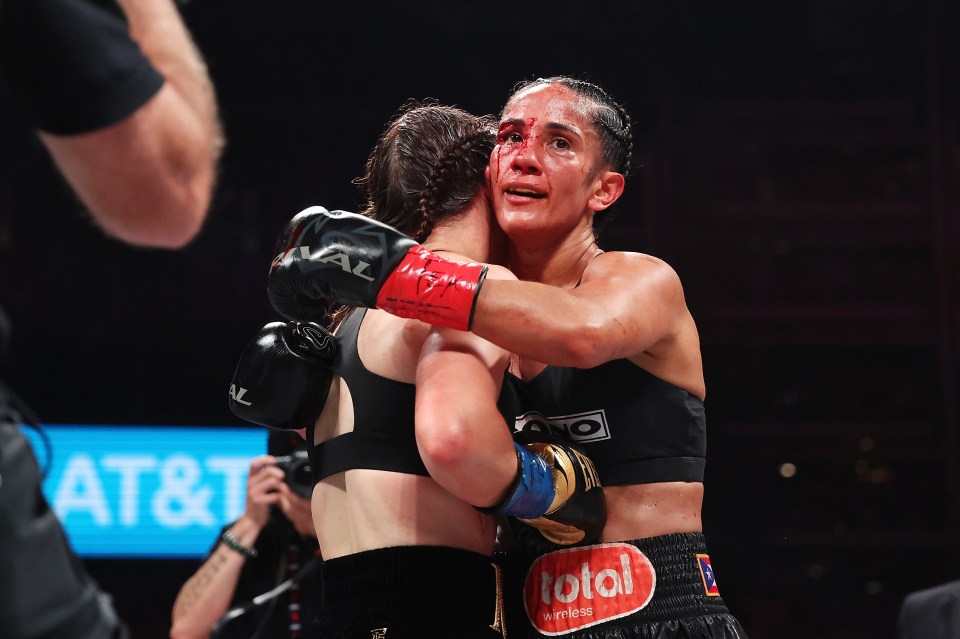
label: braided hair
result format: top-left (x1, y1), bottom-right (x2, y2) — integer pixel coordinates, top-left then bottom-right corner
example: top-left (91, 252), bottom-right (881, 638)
top-left (355, 100), bottom-right (496, 243)
top-left (328, 102), bottom-right (495, 329)
top-left (414, 125), bottom-right (495, 241)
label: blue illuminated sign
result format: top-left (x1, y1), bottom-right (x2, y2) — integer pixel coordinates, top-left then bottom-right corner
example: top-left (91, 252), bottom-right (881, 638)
top-left (22, 424), bottom-right (269, 558)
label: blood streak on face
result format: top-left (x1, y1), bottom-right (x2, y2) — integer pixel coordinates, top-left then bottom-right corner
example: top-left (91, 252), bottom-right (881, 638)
top-left (492, 117), bottom-right (536, 183)
top-left (490, 83), bottom-right (604, 240)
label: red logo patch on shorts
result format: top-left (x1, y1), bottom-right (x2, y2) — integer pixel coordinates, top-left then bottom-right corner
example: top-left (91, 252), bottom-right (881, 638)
top-left (523, 543), bottom-right (656, 636)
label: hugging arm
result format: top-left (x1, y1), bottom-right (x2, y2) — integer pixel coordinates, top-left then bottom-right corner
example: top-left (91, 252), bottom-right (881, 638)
top-left (265, 209), bottom-right (688, 368)
top-left (470, 253), bottom-right (689, 368)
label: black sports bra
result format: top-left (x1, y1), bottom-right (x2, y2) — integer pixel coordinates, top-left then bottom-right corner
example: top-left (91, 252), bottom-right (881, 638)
top-left (309, 309), bottom-right (429, 482)
top-left (497, 359), bottom-right (707, 486)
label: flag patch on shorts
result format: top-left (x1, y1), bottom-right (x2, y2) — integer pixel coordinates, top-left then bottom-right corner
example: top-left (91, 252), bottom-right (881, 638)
top-left (697, 554), bottom-right (720, 596)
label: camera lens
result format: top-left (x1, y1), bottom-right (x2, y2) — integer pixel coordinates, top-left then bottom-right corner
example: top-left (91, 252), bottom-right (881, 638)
top-left (276, 450), bottom-right (313, 499)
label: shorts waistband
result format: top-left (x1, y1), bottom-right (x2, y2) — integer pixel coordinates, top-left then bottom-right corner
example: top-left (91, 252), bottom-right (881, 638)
top-left (619, 532), bottom-right (730, 621)
top-left (321, 545), bottom-right (501, 627)
top-left (500, 532), bottom-right (732, 625)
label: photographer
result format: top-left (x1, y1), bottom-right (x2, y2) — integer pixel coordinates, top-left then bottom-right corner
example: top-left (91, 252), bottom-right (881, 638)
top-left (170, 434), bottom-right (321, 639)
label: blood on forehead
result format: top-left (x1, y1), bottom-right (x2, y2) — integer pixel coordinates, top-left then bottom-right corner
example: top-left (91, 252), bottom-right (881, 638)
top-left (502, 83), bottom-right (596, 129)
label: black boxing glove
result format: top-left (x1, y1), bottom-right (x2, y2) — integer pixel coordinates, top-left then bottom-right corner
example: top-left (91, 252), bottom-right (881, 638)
top-left (479, 433), bottom-right (606, 549)
top-left (267, 206), bottom-right (487, 330)
top-left (228, 321), bottom-right (338, 431)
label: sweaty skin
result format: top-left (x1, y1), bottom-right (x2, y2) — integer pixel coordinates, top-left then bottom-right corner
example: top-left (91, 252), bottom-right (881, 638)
top-left (474, 83), bottom-right (706, 540)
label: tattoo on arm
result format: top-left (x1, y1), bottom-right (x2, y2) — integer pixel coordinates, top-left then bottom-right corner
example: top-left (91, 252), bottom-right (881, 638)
top-left (173, 550), bottom-right (230, 618)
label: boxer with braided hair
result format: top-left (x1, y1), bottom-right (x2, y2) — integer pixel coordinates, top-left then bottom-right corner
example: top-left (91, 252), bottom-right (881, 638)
top-left (251, 101), bottom-right (606, 639)
top-left (506, 76), bottom-right (632, 240)
top-left (269, 76), bottom-right (747, 638)
top-left (421, 78), bottom-right (747, 638)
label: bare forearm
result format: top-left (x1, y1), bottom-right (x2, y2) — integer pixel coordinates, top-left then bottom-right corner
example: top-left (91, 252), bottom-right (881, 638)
top-left (416, 346), bottom-right (517, 507)
top-left (472, 280), bottom-right (611, 368)
top-left (472, 256), bottom-right (684, 368)
top-left (417, 398), bottom-right (518, 507)
top-left (170, 550), bottom-right (240, 638)
top-left (170, 519), bottom-right (260, 639)
top-left (116, 0), bottom-right (222, 152)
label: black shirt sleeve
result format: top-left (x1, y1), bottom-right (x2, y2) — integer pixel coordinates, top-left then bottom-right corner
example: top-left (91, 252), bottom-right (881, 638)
top-left (0, 0), bottom-right (164, 135)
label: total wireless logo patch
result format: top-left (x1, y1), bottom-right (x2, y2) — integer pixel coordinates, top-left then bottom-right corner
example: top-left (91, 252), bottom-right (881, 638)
top-left (512, 409), bottom-right (612, 444)
top-left (523, 543), bottom-right (656, 635)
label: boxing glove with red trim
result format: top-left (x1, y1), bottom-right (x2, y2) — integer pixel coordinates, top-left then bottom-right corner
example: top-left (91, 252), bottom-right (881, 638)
top-left (229, 320), bottom-right (337, 431)
top-left (267, 207), bottom-right (487, 330)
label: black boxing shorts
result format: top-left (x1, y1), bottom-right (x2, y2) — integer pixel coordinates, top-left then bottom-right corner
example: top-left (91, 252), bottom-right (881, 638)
top-left (498, 532), bottom-right (747, 638)
top-left (310, 545), bottom-right (505, 639)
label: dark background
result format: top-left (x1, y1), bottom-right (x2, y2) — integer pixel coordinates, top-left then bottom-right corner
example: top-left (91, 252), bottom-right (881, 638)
top-left (1, 1), bottom-right (959, 637)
